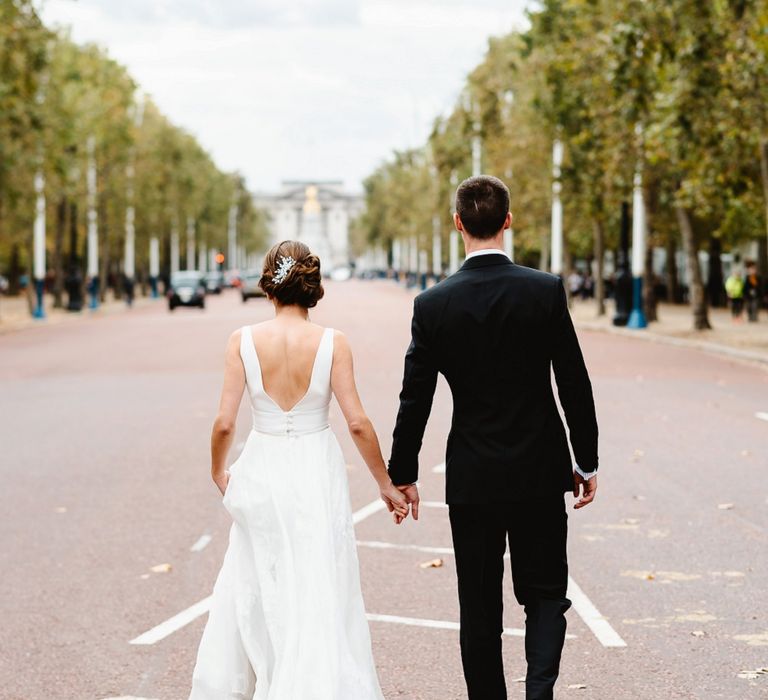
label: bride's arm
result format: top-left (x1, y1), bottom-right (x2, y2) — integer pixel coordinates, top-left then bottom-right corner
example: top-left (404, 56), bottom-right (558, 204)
top-left (211, 330), bottom-right (246, 496)
top-left (330, 331), bottom-right (409, 520)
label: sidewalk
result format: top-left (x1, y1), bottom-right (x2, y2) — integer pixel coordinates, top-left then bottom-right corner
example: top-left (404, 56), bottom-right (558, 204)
top-left (0, 292), bottom-right (156, 335)
top-left (571, 298), bottom-right (768, 365)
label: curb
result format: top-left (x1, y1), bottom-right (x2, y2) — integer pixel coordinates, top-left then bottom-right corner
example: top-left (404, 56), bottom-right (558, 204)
top-left (575, 320), bottom-right (768, 368)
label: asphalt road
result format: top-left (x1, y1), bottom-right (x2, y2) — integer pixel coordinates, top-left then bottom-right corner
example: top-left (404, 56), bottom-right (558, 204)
top-left (1, 280), bottom-right (767, 700)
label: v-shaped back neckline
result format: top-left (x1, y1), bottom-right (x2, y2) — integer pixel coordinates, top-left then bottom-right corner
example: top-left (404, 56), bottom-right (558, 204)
top-left (245, 325), bottom-right (330, 414)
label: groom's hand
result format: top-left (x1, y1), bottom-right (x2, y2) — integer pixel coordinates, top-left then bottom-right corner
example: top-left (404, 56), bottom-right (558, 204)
top-left (573, 471), bottom-right (597, 509)
top-left (396, 484), bottom-right (420, 522)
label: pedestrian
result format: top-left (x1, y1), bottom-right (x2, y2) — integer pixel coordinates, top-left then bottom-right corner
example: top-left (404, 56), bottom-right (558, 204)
top-left (744, 260), bottom-right (762, 322)
top-left (581, 271), bottom-right (594, 300)
top-left (725, 268), bottom-right (745, 322)
top-left (389, 175), bottom-right (599, 700)
top-left (567, 268), bottom-right (583, 301)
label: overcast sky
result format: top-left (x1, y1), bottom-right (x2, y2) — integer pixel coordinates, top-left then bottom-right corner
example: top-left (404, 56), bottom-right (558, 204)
top-left (42, 0), bottom-right (531, 193)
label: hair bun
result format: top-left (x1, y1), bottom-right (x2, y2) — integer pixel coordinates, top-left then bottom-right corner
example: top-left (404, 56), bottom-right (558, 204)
top-left (259, 240), bottom-right (325, 308)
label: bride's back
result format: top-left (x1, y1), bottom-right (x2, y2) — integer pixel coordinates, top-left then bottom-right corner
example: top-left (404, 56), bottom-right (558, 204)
top-left (249, 320), bottom-right (327, 413)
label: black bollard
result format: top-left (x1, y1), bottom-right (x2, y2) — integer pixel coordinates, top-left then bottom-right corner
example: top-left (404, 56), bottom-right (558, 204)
top-left (613, 201), bottom-right (632, 326)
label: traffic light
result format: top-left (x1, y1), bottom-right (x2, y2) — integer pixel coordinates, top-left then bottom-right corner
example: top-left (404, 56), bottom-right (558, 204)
top-left (215, 253), bottom-right (225, 264)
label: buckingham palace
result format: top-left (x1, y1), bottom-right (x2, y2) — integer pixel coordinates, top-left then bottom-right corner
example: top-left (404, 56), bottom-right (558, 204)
top-left (254, 180), bottom-right (364, 270)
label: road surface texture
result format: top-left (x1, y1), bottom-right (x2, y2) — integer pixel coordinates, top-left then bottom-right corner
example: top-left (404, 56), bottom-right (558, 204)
top-left (1, 280), bottom-right (767, 700)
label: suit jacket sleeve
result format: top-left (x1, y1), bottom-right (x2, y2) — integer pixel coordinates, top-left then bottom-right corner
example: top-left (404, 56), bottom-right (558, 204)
top-left (388, 296), bottom-right (438, 485)
top-left (551, 279), bottom-right (599, 472)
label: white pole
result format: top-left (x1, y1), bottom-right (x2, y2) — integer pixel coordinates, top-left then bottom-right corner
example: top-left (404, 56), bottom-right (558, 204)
top-left (391, 239), bottom-right (401, 273)
top-left (198, 243), bottom-right (207, 273)
top-left (33, 171), bottom-right (46, 280)
top-left (86, 135), bottom-right (98, 278)
top-left (472, 131), bottom-right (482, 178)
top-left (504, 228), bottom-right (514, 261)
top-left (550, 138), bottom-right (564, 276)
top-left (170, 225), bottom-right (180, 275)
top-left (149, 237), bottom-right (159, 277)
top-left (631, 171), bottom-right (646, 277)
top-left (208, 248), bottom-right (216, 272)
top-left (227, 204), bottom-right (237, 271)
top-left (124, 181), bottom-right (135, 279)
top-left (409, 236), bottom-right (418, 273)
top-left (186, 217), bottom-right (196, 271)
top-left (432, 216), bottom-right (442, 277)
top-left (449, 231), bottom-right (459, 274)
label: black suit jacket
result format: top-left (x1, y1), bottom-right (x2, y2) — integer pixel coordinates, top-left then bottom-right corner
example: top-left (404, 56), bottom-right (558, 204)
top-left (388, 253), bottom-right (598, 504)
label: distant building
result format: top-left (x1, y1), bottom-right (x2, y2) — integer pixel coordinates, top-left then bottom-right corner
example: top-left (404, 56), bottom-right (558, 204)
top-left (254, 181), bottom-right (364, 269)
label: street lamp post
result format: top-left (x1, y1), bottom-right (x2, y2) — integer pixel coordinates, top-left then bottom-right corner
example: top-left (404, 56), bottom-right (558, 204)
top-left (628, 168), bottom-right (648, 328)
top-left (432, 215), bottom-right (442, 281)
top-left (86, 135), bottom-right (99, 309)
top-left (32, 169), bottom-right (46, 319)
top-left (227, 204), bottom-right (237, 272)
top-left (148, 236), bottom-right (159, 297)
top-left (551, 138), bottom-right (564, 276)
top-left (449, 170), bottom-right (460, 274)
top-left (124, 95), bottom-right (144, 308)
top-left (186, 217), bottom-right (196, 271)
top-left (170, 223), bottom-right (180, 276)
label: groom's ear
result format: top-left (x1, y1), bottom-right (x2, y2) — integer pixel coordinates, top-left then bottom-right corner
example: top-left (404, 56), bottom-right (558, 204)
top-left (453, 212), bottom-right (464, 232)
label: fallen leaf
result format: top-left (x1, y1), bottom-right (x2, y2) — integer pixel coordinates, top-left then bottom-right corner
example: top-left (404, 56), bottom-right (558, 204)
top-left (718, 503), bottom-right (734, 510)
top-left (419, 558), bottom-right (443, 569)
top-left (633, 494), bottom-right (647, 501)
top-left (691, 630), bottom-right (706, 637)
top-left (150, 563), bottom-right (172, 574)
top-left (513, 677), bottom-right (526, 683)
top-left (567, 684), bottom-right (587, 689)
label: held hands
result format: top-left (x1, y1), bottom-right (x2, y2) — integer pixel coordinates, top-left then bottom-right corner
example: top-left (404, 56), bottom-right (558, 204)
top-left (572, 471), bottom-right (597, 509)
top-left (380, 480), bottom-right (410, 522)
top-left (392, 483), bottom-right (420, 524)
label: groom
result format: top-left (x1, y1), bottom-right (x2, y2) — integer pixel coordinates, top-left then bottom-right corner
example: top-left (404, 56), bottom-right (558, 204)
top-left (388, 175), bottom-right (599, 700)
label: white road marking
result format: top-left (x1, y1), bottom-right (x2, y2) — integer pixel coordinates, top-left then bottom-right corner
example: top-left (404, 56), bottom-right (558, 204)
top-left (190, 534), bottom-right (212, 552)
top-left (756, 411), bottom-right (768, 422)
top-left (129, 596), bottom-right (212, 645)
top-left (566, 576), bottom-right (627, 648)
top-left (421, 500), bottom-right (448, 509)
top-left (432, 462), bottom-right (446, 473)
top-left (366, 612), bottom-right (528, 637)
top-left (352, 498), bottom-right (387, 524)
top-left (357, 540), bottom-right (456, 555)
top-left (101, 697), bottom-right (160, 700)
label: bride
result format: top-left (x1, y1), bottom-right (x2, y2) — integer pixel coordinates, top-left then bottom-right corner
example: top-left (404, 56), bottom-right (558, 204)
top-left (188, 240), bottom-right (409, 700)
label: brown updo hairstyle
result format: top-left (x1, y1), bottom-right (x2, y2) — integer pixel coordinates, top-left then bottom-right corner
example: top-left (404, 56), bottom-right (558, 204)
top-left (259, 240), bottom-right (325, 308)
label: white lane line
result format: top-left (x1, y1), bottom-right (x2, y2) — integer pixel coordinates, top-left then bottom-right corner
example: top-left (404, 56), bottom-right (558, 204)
top-left (190, 534), bottom-right (212, 552)
top-left (567, 576), bottom-right (626, 648)
top-left (366, 613), bottom-right (576, 640)
top-left (357, 540), bottom-right (456, 555)
top-left (421, 500), bottom-right (448, 509)
top-left (352, 498), bottom-right (387, 524)
top-left (101, 696), bottom-right (160, 700)
top-left (366, 612), bottom-right (526, 638)
top-left (129, 596), bottom-right (212, 645)
top-left (130, 499), bottom-right (389, 645)
top-left (432, 462), bottom-right (446, 473)
top-left (756, 411), bottom-right (768, 422)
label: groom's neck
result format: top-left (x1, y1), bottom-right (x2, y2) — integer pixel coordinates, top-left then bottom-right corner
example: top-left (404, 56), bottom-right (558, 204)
top-left (462, 230), bottom-right (505, 256)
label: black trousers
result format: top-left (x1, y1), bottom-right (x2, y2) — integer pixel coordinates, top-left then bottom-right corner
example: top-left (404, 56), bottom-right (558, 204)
top-left (449, 498), bottom-right (571, 700)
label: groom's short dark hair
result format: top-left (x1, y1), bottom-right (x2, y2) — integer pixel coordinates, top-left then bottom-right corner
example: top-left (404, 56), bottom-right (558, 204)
top-left (455, 175), bottom-right (510, 240)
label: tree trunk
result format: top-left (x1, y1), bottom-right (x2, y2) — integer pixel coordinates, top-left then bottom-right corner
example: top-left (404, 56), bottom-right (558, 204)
top-left (592, 218), bottom-right (605, 316)
top-left (52, 197), bottom-right (67, 308)
top-left (707, 236), bottom-right (725, 307)
top-left (665, 234), bottom-right (679, 303)
top-left (643, 243), bottom-right (658, 322)
top-left (675, 204), bottom-right (711, 330)
top-left (758, 138), bottom-right (768, 274)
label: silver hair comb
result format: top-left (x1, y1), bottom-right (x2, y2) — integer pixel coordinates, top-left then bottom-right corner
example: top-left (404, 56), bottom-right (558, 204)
top-left (272, 255), bottom-right (296, 285)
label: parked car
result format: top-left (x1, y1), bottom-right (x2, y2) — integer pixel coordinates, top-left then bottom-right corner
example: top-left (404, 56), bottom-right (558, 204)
top-left (168, 271), bottom-right (206, 311)
top-left (204, 272), bottom-right (223, 294)
top-left (241, 270), bottom-right (266, 302)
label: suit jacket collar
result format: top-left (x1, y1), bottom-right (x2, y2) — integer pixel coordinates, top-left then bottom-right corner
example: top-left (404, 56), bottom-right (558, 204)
top-left (459, 253), bottom-right (514, 272)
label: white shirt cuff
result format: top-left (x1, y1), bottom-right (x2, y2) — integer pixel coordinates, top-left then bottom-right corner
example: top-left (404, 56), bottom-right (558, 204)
top-left (574, 464), bottom-right (597, 480)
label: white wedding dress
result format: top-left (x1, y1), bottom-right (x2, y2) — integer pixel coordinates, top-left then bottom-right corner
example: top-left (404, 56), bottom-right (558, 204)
top-left (189, 326), bottom-right (385, 700)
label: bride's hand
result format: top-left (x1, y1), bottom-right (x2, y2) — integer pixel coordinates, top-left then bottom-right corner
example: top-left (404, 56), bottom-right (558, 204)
top-left (214, 469), bottom-right (230, 497)
top-left (379, 481), bottom-right (409, 521)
